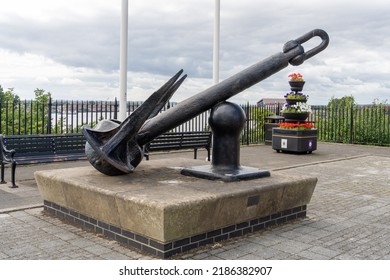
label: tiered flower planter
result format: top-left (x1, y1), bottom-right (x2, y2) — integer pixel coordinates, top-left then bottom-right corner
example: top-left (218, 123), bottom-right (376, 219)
top-left (272, 77), bottom-right (317, 153)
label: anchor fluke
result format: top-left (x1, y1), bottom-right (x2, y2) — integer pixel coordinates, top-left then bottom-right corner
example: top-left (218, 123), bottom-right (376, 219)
top-left (82, 70), bottom-right (187, 175)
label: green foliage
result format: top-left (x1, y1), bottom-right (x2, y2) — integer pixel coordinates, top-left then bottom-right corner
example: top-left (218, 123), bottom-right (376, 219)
top-left (315, 96), bottom-right (389, 146)
top-left (327, 95), bottom-right (356, 108)
top-left (0, 87), bottom-right (22, 135)
top-left (242, 106), bottom-right (276, 144)
top-left (32, 88), bottom-right (52, 134)
top-left (315, 96), bottom-right (355, 143)
top-left (353, 99), bottom-right (389, 146)
top-left (0, 86), bottom-right (21, 103)
top-left (34, 88), bottom-right (51, 103)
top-left (0, 87), bottom-right (52, 135)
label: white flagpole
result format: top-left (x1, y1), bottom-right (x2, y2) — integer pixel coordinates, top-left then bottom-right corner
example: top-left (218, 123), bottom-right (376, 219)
top-left (213, 0), bottom-right (220, 85)
top-left (119, 0), bottom-right (128, 121)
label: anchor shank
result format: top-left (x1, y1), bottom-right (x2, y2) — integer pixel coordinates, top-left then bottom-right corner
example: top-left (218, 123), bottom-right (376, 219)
top-left (138, 49), bottom-right (299, 145)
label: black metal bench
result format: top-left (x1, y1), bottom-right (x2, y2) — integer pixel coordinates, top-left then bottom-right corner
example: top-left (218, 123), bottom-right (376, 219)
top-left (144, 131), bottom-right (212, 161)
top-left (0, 134), bottom-right (87, 188)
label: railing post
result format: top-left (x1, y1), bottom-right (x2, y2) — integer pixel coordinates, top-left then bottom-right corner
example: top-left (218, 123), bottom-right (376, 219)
top-left (0, 101), bottom-right (2, 134)
top-left (5, 101), bottom-right (9, 135)
top-left (246, 102), bottom-right (250, 146)
top-left (12, 100), bottom-right (15, 135)
top-left (114, 98), bottom-right (118, 120)
top-left (47, 97), bottom-right (52, 134)
top-left (18, 100), bottom-right (21, 134)
top-left (349, 105), bottom-right (353, 144)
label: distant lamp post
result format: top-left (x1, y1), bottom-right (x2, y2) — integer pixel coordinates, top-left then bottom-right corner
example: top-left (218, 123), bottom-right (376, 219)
top-left (119, 0), bottom-right (128, 121)
top-left (213, 0), bottom-right (220, 85)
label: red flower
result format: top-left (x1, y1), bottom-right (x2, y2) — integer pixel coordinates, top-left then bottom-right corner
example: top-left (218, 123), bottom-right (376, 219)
top-left (278, 122), bottom-right (314, 130)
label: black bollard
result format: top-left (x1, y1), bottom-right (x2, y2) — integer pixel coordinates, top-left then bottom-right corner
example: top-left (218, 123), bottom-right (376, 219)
top-left (181, 102), bottom-right (270, 181)
top-left (209, 102), bottom-right (245, 171)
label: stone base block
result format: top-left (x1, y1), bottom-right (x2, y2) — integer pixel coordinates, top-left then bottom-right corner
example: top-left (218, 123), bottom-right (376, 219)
top-left (35, 158), bottom-right (317, 258)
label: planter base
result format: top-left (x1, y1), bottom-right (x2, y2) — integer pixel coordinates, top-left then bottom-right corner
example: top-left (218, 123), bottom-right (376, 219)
top-left (272, 128), bottom-right (317, 153)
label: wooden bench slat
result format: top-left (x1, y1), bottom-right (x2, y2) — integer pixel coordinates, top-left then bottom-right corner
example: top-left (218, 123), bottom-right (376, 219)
top-left (0, 134), bottom-right (87, 188)
top-left (144, 131), bottom-right (212, 161)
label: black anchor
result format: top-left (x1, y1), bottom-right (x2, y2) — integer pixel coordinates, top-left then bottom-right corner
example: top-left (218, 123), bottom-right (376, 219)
top-left (82, 29), bottom-right (329, 176)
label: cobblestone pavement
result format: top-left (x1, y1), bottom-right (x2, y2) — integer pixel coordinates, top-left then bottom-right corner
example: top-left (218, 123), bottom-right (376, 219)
top-left (0, 143), bottom-right (389, 260)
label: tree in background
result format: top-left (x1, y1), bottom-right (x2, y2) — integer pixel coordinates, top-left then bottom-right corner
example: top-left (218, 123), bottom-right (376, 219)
top-left (31, 88), bottom-right (52, 134)
top-left (245, 105), bottom-right (277, 144)
top-left (0, 86), bottom-right (51, 135)
top-left (354, 98), bottom-right (389, 146)
top-left (327, 95), bottom-right (356, 108)
top-left (0, 86), bottom-right (21, 103)
top-left (324, 95), bottom-right (357, 143)
top-left (315, 95), bottom-right (389, 145)
top-left (0, 86), bottom-right (22, 134)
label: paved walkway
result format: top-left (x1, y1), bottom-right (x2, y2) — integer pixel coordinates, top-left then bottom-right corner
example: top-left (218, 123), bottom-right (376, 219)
top-left (0, 143), bottom-right (389, 259)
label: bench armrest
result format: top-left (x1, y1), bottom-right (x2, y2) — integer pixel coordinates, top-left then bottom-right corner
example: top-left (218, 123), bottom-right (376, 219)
top-left (0, 135), bottom-right (16, 161)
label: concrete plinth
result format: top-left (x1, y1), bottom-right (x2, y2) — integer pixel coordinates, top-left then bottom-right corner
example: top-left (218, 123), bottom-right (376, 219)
top-left (35, 158), bottom-right (317, 258)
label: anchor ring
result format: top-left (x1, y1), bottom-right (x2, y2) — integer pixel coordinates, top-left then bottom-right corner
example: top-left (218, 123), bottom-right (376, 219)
top-left (283, 29), bottom-right (330, 66)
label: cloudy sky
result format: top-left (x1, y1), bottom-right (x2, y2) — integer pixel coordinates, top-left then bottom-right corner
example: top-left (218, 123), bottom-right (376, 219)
top-left (0, 0), bottom-right (389, 105)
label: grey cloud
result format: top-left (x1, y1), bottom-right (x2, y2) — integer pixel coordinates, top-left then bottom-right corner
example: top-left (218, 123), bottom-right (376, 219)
top-left (0, 14), bottom-right (120, 70)
top-left (1, 0), bottom-right (390, 105)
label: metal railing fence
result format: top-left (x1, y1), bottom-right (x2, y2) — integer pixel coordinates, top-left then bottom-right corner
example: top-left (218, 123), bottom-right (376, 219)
top-left (0, 99), bottom-right (388, 147)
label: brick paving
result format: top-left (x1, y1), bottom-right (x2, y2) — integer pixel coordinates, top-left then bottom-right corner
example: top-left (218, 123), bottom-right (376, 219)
top-left (0, 143), bottom-right (389, 259)
top-left (179, 155), bottom-right (390, 260)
